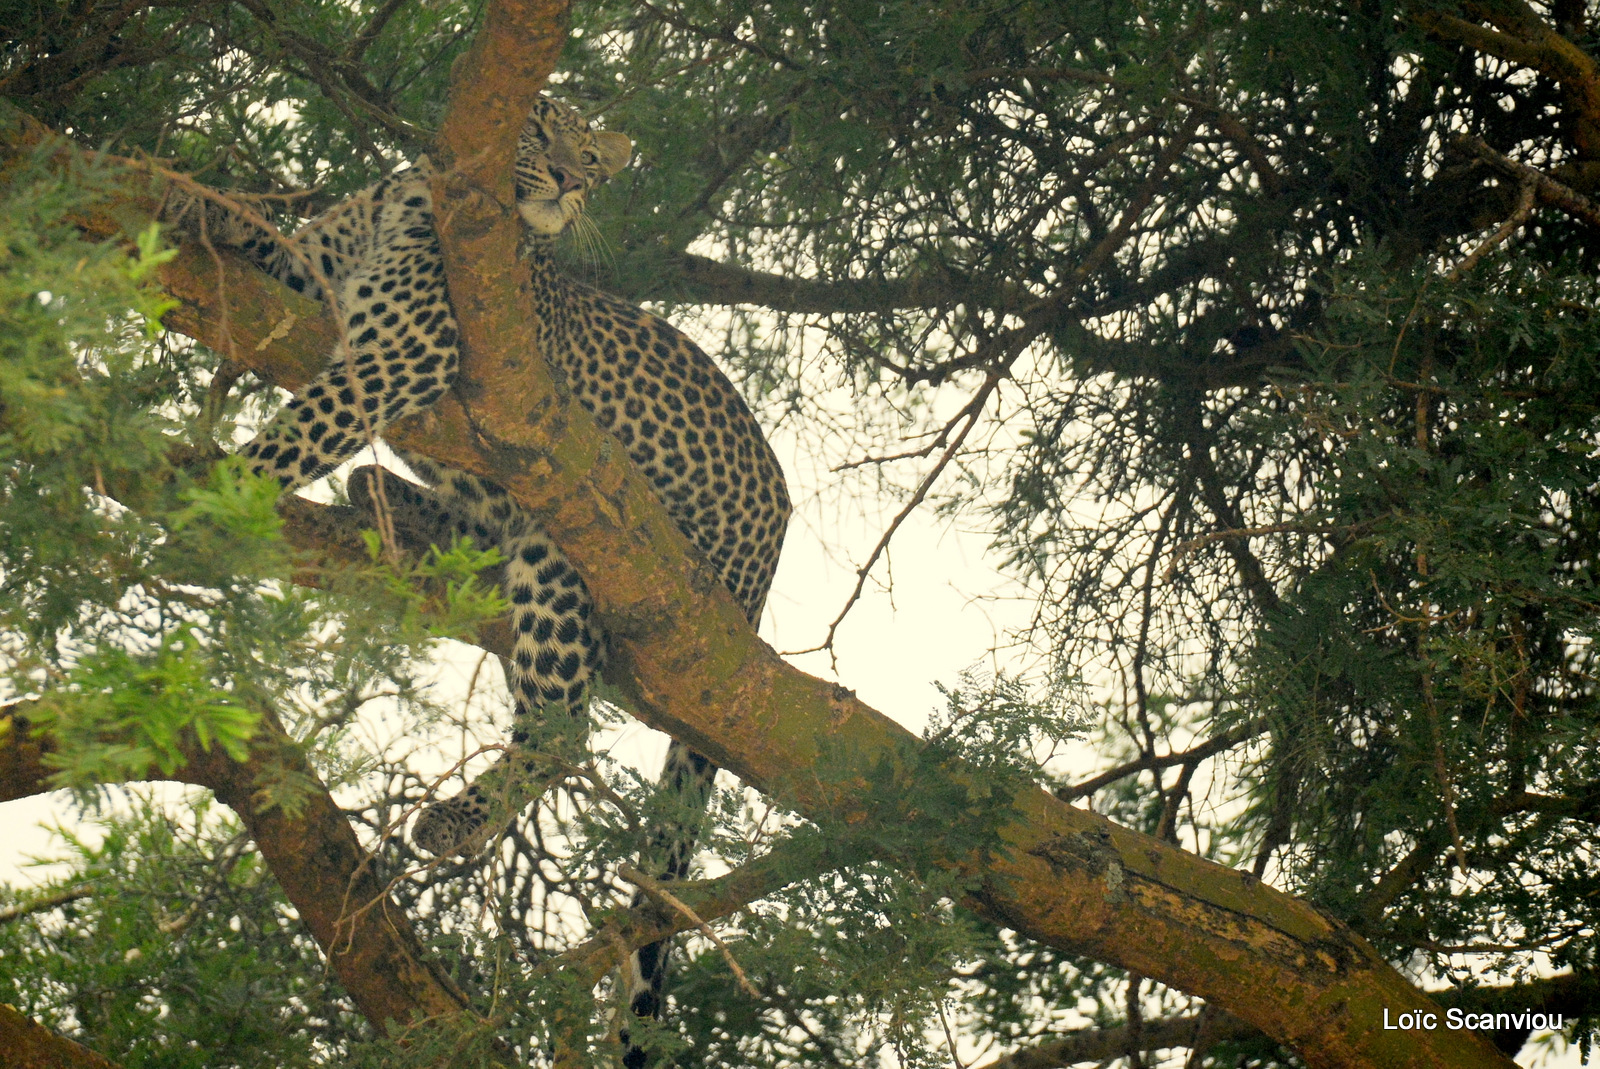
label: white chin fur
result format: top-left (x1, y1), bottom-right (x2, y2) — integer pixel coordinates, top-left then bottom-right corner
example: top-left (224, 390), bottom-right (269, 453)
top-left (518, 199), bottom-right (569, 235)
top-left (517, 196), bottom-right (578, 236)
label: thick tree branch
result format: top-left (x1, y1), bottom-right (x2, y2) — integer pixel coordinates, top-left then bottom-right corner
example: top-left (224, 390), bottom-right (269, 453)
top-left (0, 1005), bottom-right (122, 1069)
top-left (1, 704), bottom-right (483, 1047)
top-left (618, 249), bottom-right (1020, 315)
top-left (0, 707), bottom-right (57, 804)
top-left (1413, 1), bottom-right (1600, 158)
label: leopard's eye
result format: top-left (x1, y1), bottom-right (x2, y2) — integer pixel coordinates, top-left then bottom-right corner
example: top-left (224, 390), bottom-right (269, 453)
top-left (581, 150), bottom-right (599, 165)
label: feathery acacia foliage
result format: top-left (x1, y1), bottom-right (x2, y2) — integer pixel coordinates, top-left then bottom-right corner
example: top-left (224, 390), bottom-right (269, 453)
top-left (3, 0), bottom-right (1600, 1066)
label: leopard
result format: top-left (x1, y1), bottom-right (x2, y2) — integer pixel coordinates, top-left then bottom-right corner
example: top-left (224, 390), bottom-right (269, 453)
top-left (162, 94), bottom-right (790, 1052)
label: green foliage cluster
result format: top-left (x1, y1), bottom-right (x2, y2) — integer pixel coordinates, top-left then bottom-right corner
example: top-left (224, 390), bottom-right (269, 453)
top-left (0, 150), bottom-right (511, 787)
top-left (1246, 256), bottom-right (1600, 973)
top-left (1, 158), bottom-right (182, 644)
top-left (0, 797), bottom-right (366, 1067)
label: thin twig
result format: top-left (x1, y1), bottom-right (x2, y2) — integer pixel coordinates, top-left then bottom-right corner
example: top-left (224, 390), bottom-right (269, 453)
top-left (1423, 669), bottom-right (1470, 874)
top-left (936, 999), bottom-right (969, 1069)
top-left (964, 66), bottom-right (1281, 192)
top-left (1058, 719), bottom-right (1264, 803)
top-left (617, 862), bottom-right (760, 998)
top-left (634, 0), bottom-right (805, 71)
top-left (786, 373), bottom-right (1000, 663)
top-left (364, 445), bottom-right (402, 565)
top-left (1447, 180), bottom-right (1538, 281)
top-left (345, 0), bottom-right (410, 63)
top-left (1163, 520), bottom-right (1363, 581)
top-left (830, 436), bottom-right (947, 473)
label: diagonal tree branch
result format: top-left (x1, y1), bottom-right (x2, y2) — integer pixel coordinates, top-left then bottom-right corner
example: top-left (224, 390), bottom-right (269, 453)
top-left (0, 1004), bottom-right (123, 1069)
top-left (2, 705), bottom-right (497, 1069)
top-left (1, 702), bottom-right (482, 1044)
top-left (1412, 0), bottom-right (1600, 158)
top-left (1056, 719), bottom-right (1266, 804)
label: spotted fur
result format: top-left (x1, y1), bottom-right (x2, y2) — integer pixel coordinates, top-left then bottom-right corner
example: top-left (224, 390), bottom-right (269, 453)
top-left (164, 96), bottom-right (790, 1051)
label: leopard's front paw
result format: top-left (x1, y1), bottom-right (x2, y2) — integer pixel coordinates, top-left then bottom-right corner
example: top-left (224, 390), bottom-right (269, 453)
top-left (155, 186), bottom-right (213, 238)
top-left (412, 793), bottom-right (494, 857)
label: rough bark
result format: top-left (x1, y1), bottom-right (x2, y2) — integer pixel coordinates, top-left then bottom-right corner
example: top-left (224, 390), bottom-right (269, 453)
top-left (179, 710), bottom-right (480, 1037)
top-left (1, 705), bottom-right (480, 1046)
top-left (0, 1005), bottom-right (123, 1069)
top-left (0, 710), bottom-right (56, 805)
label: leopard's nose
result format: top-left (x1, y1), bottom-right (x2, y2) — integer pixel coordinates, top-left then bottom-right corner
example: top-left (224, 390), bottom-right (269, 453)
top-left (550, 166), bottom-right (583, 194)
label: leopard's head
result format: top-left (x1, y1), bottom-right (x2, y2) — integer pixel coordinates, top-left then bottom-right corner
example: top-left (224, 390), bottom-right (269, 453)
top-left (516, 95), bottom-right (633, 236)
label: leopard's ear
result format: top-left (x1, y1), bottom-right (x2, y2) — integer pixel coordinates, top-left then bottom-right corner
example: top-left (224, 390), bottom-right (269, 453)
top-left (593, 131), bottom-right (633, 176)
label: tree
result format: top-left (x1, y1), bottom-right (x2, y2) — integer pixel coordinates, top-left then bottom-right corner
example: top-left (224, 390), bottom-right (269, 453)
top-left (2, 0), bottom-right (1598, 1066)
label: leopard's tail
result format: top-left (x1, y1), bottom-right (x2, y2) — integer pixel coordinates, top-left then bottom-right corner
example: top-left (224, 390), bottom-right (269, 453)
top-left (619, 742), bottom-right (719, 1068)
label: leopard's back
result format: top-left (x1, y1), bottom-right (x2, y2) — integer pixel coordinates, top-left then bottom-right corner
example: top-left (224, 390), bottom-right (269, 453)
top-left (533, 264), bottom-right (789, 621)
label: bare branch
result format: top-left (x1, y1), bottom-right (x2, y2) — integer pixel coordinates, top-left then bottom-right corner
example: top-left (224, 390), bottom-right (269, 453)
top-left (1058, 720), bottom-right (1265, 804)
top-left (1457, 135), bottom-right (1600, 227)
top-left (1447, 180), bottom-right (1538, 280)
top-left (787, 373), bottom-right (1000, 662)
top-left (618, 862), bottom-right (760, 998)
top-left (1163, 520), bottom-right (1369, 582)
top-left (620, 249), bottom-right (1021, 315)
top-left (345, 0), bottom-right (412, 64)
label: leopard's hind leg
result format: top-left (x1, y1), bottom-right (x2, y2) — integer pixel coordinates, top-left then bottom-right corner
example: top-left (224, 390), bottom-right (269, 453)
top-left (353, 457), bottom-right (607, 857)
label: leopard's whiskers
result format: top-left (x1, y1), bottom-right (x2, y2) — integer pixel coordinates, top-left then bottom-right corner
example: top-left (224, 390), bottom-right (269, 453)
top-left (570, 213), bottom-right (616, 280)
